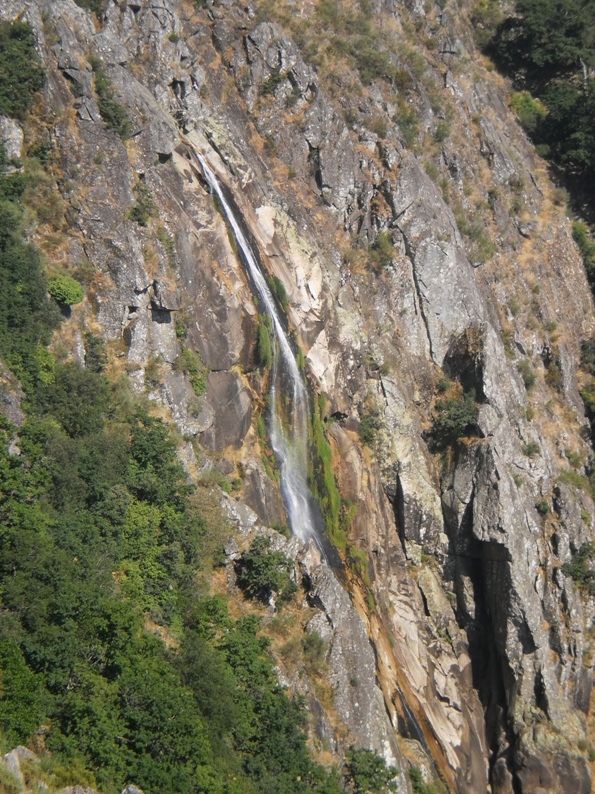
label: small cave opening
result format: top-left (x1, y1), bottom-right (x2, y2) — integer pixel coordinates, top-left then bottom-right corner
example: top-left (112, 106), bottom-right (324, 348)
top-left (307, 145), bottom-right (323, 192)
top-left (151, 306), bottom-right (172, 324)
top-left (170, 78), bottom-right (186, 100)
top-left (443, 327), bottom-right (487, 403)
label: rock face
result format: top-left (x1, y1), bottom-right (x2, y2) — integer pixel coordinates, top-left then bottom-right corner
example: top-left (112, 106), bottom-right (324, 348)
top-left (3, 0), bottom-right (595, 791)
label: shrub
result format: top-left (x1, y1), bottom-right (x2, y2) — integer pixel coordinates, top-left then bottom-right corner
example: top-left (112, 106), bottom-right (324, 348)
top-left (429, 393), bottom-right (478, 448)
top-left (0, 21), bottom-right (45, 119)
top-left (48, 275), bottom-right (84, 305)
top-left (84, 332), bottom-right (107, 373)
top-left (174, 347), bottom-right (207, 396)
top-left (396, 104), bottom-right (419, 148)
top-left (128, 183), bottom-right (156, 226)
top-left (581, 338), bottom-right (595, 376)
top-left (311, 395), bottom-right (343, 549)
top-left (74, 0), bottom-right (106, 12)
top-left (370, 231), bottom-right (395, 269)
top-left (409, 766), bottom-right (443, 794)
top-left (517, 360), bottom-right (535, 389)
top-left (235, 536), bottom-right (296, 604)
top-left (90, 57), bottom-right (132, 139)
top-left (346, 747), bottom-right (398, 793)
top-left (509, 91), bottom-right (547, 134)
top-left (360, 411), bottom-right (382, 445)
top-left (558, 470), bottom-right (589, 491)
top-left (561, 543), bottom-right (595, 595)
top-left (433, 120), bottom-right (450, 142)
top-left (302, 631), bottom-right (327, 675)
top-left (522, 441), bottom-right (540, 457)
top-left (260, 68), bottom-right (285, 96)
top-left (545, 362), bottom-right (563, 391)
top-left (369, 115), bottom-right (388, 138)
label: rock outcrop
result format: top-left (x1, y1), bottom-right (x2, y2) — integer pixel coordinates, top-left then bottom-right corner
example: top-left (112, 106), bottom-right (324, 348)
top-left (2, 0), bottom-right (594, 792)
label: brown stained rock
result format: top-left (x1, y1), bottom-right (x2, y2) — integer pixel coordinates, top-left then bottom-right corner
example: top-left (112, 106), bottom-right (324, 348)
top-left (300, 544), bottom-right (405, 787)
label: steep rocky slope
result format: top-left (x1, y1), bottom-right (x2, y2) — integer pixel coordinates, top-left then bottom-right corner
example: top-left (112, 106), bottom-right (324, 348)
top-left (2, 0), bottom-right (594, 792)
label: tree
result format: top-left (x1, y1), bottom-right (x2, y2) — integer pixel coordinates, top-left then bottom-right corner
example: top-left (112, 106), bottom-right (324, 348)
top-left (235, 536), bottom-right (296, 604)
top-left (0, 21), bottom-right (45, 119)
top-left (346, 748), bottom-right (398, 794)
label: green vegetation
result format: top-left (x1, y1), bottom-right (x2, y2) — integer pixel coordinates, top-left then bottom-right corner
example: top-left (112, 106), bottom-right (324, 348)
top-left (561, 543), bottom-right (595, 595)
top-left (267, 274), bottom-right (289, 313)
top-left (0, 346), bottom-right (343, 794)
top-left (257, 314), bottom-right (274, 369)
top-left (370, 231), bottom-right (395, 270)
top-left (579, 338), bottom-right (595, 441)
top-left (573, 222), bottom-right (595, 278)
top-left (74, 0), bottom-right (106, 13)
top-left (174, 346), bottom-right (208, 396)
top-left (545, 361), bottom-right (563, 391)
top-left (235, 536), bottom-right (297, 604)
top-left (428, 393), bottom-right (478, 449)
top-left (345, 748), bottom-right (397, 794)
top-left (517, 360), bottom-right (536, 390)
top-left (395, 103), bottom-right (419, 148)
top-left (74, 0), bottom-right (107, 12)
top-left (84, 332), bottom-right (108, 373)
top-left (48, 275), bottom-right (85, 306)
top-left (90, 55), bottom-right (132, 140)
top-left (310, 395), bottom-right (343, 549)
top-left (491, 0), bottom-right (595, 186)
top-left (259, 0), bottom-right (406, 88)
top-left (558, 469), bottom-right (589, 491)
top-left (347, 545), bottom-right (370, 587)
top-left (509, 91), bottom-right (547, 134)
top-left (0, 154), bottom-right (61, 390)
top-left (302, 631), bottom-right (328, 676)
top-left (261, 68), bottom-right (286, 97)
top-left (522, 441), bottom-right (541, 457)
top-left (409, 766), bottom-right (444, 794)
top-left (156, 224), bottom-right (177, 268)
top-left (360, 409), bottom-right (382, 446)
top-left (0, 93), bottom-right (350, 793)
top-left (0, 21), bottom-right (45, 119)
top-left (128, 183), bottom-right (157, 226)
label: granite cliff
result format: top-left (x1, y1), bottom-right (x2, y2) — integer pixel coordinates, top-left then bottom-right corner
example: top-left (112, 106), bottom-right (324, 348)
top-left (1, 0), bottom-right (594, 792)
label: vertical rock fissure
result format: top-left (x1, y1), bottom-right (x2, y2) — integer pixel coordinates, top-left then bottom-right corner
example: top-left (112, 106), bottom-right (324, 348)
top-left (398, 228), bottom-right (435, 362)
top-left (447, 488), bottom-right (521, 792)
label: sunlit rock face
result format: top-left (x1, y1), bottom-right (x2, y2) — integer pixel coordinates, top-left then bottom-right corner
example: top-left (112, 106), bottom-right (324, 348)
top-left (5, 0), bottom-right (594, 790)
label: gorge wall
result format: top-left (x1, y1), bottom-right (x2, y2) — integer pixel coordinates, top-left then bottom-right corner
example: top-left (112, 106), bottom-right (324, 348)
top-left (1, 0), bottom-right (594, 792)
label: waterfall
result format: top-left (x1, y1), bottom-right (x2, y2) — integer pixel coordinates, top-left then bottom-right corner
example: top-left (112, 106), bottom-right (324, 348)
top-left (195, 152), bottom-right (323, 549)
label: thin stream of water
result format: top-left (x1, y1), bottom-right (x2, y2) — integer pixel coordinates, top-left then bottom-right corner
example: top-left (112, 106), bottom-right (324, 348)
top-left (195, 152), bottom-right (322, 548)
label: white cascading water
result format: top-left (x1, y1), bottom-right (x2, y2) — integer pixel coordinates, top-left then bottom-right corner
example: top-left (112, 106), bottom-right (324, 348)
top-left (195, 152), bottom-right (322, 548)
